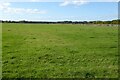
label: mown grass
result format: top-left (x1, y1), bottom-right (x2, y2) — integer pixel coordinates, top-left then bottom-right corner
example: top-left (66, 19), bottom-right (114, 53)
top-left (0, 23), bottom-right (2, 79)
top-left (2, 23), bottom-right (118, 78)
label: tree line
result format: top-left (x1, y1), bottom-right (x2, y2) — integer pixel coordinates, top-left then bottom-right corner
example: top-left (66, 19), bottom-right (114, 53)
top-left (0, 19), bottom-right (119, 24)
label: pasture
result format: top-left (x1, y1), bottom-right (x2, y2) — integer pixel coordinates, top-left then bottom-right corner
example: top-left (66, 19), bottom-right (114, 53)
top-left (2, 23), bottom-right (118, 78)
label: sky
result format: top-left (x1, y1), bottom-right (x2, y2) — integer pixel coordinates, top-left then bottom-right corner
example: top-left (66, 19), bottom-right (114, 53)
top-left (0, 0), bottom-right (118, 21)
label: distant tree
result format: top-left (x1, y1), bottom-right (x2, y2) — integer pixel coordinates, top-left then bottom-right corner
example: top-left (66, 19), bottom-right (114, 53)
top-left (19, 20), bottom-right (26, 23)
top-left (112, 20), bottom-right (118, 24)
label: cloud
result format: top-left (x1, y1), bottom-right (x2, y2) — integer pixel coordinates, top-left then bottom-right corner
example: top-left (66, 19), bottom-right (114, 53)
top-left (60, 0), bottom-right (119, 6)
top-left (0, 2), bottom-right (10, 10)
top-left (30, 0), bottom-right (39, 1)
top-left (0, 2), bottom-right (47, 14)
top-left (0, 0), bottom-right (119, 2)
top-left (93, 0), bottom-right (119, 2)
top-left (0, 0), bottom-right (62, 2)
top-left (4, 8), bottom-right (47, 14)
top-left (73, 0), bottom-right (88, 6)
top-left (60, 0), bottom-right (70, 6)
top-left (60, 0), bottom-right (88, 6)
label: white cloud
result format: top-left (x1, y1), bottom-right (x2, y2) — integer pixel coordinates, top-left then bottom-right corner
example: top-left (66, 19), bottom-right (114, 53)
top-left (93, 0), bottom-right (119, 2)
top-left (60, 0), bottom-right (119, 6)
top-left (60, 0), bottom-right (70, 6)
top-left (0, 2), bottom-right (10, 10)
top-left (4, 8), bottom-right (47, 14)
top-left (73, 0), bottom-right (88, 6)
top-left (60, 0), bottom-right (88, 6)
top-left (0, 0), bottom-right (62, 2)
top-left (31, 0), bottom-right (39, 1)
top-left (0, 2), bottom-right (47, 14)
top-left (0, 0), bottom-right (119, 2)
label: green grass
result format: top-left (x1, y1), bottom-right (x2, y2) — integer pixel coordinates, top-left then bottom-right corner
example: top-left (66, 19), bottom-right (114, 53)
top-left (0, 23), bottom-right (2, 79)
top-left (2, 23), bottom-right (118, 78)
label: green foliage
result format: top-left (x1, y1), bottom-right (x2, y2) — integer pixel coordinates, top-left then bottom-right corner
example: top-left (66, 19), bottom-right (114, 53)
top-left (2, 23), bottom-right (118, 78)
top-left (1, 19), bottom-right (119, 24)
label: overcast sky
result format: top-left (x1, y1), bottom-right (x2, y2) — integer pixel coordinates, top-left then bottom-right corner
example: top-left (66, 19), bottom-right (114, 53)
top-left (0, 0), bottom-right (118, 21)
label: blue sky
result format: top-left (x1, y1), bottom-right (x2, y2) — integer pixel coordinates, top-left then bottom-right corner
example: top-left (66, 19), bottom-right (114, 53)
top-left (0, 2), bottom-right (118, 21)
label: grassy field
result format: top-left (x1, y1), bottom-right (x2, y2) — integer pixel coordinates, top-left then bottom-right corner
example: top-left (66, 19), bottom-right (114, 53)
top-left (0, 23), bottom-right (2, 79)
top-left (2, 23), bottom-right (118, 78)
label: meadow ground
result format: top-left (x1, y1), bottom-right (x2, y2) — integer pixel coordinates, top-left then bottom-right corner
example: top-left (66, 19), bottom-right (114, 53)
top-left (2, 23), bottom-right (118, 78)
